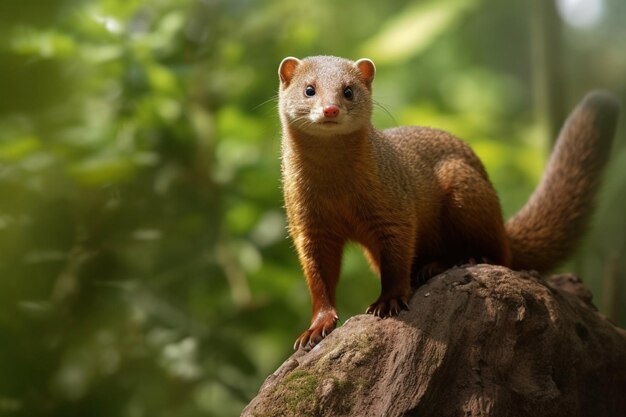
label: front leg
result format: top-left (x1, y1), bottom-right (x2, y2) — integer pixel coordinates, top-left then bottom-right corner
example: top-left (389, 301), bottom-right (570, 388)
top-left (366, 237), bottom-right (413, 317)
top-left (293, 233), bottom-right (344, 350)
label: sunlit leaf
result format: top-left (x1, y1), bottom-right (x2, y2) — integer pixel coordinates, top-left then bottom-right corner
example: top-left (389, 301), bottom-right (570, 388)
top-left (9, 28), bottom-right (77, 58)
top-left (360, 0), bottom-right (479, 63)
top-left (216, 106), bottom-right (266, 143)
top-left (147, 64), bottom-right (179, 94)
top-left (0, 136), bottom-right (40, 160)
top-left (68, 156), bottom-right (136, 185)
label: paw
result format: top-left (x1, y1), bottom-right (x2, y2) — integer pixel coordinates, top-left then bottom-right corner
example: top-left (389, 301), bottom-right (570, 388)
top-left (458, 256), bottom-right (490, 267)
top-left (366, 295), bottom-right (409, 317)
top-left (293, 312), bottom-right (338, 351)
top-left (414, 262), bottom-right (448, 283)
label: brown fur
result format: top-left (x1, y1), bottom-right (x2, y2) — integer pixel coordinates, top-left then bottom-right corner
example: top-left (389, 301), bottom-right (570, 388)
top-left (278, 55), bottom-right (619, 350)
top-left (506, 92), bottom-right (619, 270)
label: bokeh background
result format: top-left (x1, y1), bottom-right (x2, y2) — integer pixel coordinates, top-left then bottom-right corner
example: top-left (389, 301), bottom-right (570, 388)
top-left (0, 0), bottom-right (624, 415)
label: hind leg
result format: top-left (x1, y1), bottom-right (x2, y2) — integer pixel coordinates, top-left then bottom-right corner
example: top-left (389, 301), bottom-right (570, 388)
top-left (436, 159), bottom-right (511, 266)
top-left (412, 260), bottom-right (448, 285)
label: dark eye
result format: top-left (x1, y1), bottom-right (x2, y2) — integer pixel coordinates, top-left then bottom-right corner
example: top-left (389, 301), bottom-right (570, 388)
top-left (305, 85), bottom-right (316, 97)
top-left (343, 87), bottom-right (354, 100)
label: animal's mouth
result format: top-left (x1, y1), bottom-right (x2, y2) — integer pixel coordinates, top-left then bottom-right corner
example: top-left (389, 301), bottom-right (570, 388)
top-left (320, 120), bottom-right (339, 125)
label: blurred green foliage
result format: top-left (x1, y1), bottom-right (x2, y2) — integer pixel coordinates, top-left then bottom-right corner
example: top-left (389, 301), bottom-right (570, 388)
top-left (0, 0), bottom-right (624, 415)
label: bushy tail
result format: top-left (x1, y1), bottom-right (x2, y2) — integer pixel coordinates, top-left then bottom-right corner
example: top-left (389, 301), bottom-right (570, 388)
top-left (506, 90), bottom-right (620, 273)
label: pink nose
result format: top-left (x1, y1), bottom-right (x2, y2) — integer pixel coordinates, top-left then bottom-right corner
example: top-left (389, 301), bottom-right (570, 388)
top-left (323, 105), bottom-right (340, 118)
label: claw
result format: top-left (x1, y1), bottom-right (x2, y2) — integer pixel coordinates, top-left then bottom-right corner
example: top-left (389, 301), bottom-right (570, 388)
top-left (367, 295), bottom-right (409, 318)
top-left (293, 311), bottom-right (338, 350)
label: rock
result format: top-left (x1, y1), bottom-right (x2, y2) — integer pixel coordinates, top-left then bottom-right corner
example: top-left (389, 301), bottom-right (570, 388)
top-left (242, 265), bottom-right (626, 417)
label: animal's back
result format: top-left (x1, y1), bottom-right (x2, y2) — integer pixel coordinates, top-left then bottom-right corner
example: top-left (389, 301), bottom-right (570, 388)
top-left (381, 126), bottom-right (491, 181)
top-left (372, 125), bottom-right (509, 272)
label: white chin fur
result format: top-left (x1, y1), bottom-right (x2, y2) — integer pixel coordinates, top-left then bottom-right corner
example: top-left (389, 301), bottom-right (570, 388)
top-left (303, 118), bottom-right (358, 136)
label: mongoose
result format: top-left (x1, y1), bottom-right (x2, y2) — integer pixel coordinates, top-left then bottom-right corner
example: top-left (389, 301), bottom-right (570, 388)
top-left (278, 55), bottom-right (620, 350)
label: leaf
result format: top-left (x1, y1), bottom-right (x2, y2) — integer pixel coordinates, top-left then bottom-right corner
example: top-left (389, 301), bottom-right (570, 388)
top-left (360, 0), bottom-right (479, 64)
top-left (67, 156), bottom-right (136, 185)
top-left (9, 28), bottom-right (77, 58)
top-left (0, 136), bottom-right (40, 161)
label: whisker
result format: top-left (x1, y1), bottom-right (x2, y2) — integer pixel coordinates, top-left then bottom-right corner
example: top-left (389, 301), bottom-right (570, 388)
top-left (373, 99), bottom-right (398, 127)
top-left (253, 94), bottom-right (280, 111)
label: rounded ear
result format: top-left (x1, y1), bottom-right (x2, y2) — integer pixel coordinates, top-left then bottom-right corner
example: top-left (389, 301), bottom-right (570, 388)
top-left (278, 57), bottom-right (301, 86)
top-left (355, 58), bottom-right (376, 90)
